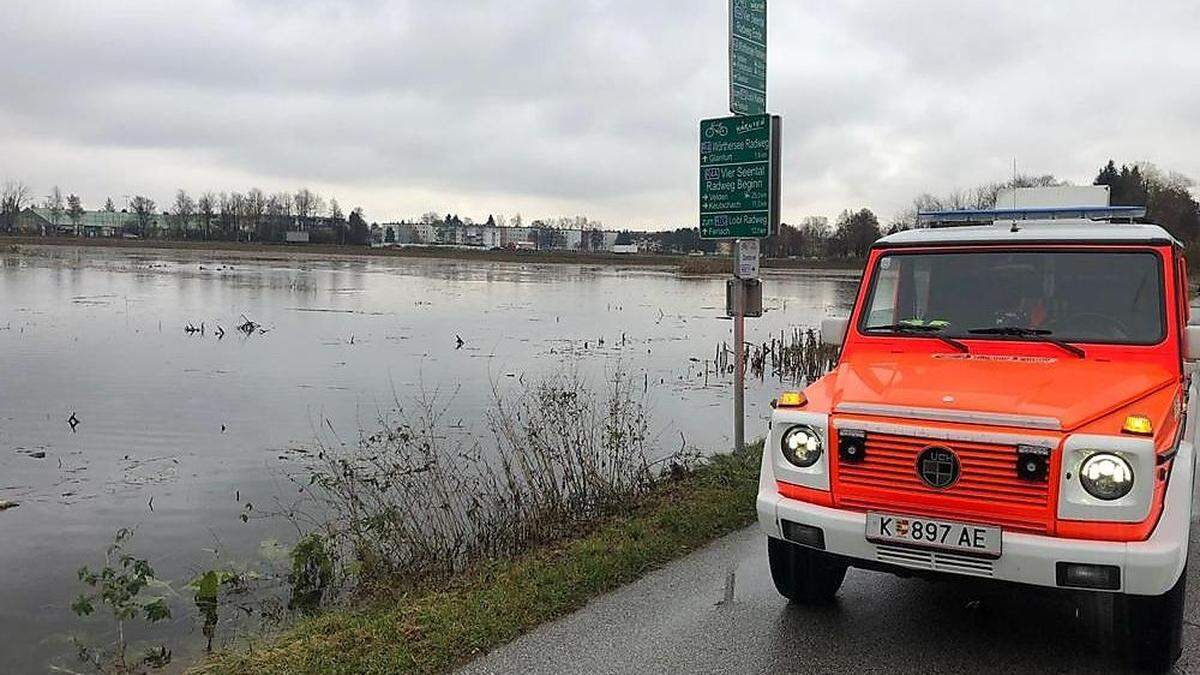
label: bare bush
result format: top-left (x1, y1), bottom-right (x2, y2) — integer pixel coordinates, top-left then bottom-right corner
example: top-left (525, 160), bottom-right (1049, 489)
top-left (304, 369), bottom-right (657, 589)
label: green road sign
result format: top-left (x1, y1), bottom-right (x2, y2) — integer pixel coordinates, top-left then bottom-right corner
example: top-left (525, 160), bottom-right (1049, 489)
top-left (699, 114), bottom-right (780, 239)
top-left (729, 0), bottom-right (766, 115)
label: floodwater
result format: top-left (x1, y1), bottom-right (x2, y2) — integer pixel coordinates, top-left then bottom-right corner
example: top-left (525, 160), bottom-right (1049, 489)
top-left (0, 245), bottom-right (859, 672)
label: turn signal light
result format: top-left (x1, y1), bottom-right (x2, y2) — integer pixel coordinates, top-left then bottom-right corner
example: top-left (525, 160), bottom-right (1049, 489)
top-left (1122, 415), bottom-right (1153, 436)
top-left (777, 391), bottom-right (807, 407)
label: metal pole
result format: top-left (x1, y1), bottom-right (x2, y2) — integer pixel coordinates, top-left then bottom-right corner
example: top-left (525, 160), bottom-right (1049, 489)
top-left (733, 240), bottom-right (745, 453)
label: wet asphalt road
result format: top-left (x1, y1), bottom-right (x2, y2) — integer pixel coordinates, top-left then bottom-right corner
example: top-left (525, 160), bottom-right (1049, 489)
top-left (459, 523), bottom-right (1200, 675)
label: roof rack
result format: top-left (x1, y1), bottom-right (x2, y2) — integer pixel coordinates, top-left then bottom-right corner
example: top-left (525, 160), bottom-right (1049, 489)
top-left (918, 205), bottom-right (1147, 227)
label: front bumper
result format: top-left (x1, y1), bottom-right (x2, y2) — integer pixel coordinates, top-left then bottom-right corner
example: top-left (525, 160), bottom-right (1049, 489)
top-left (757, 441), bottom-right (1194, 596)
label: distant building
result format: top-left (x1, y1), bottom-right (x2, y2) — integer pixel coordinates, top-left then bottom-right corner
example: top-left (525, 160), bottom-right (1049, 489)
top-left (15, 207), bottom-right (138, 237)
top-left (412, 222), bottom-right (437, 244)
top-left (561, 229), bottom-right (583, 251)
top-left (378, 222), bottom-right (417, 244)
top-left (501, 226), bottom-right (535, 248)
top-left (480, 225), bottom-right (502, 248)
top-left (365, 217), bottom-right (623, 252)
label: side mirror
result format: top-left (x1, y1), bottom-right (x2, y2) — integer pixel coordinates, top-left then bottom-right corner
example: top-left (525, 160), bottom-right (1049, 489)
top-left (1185, 325), bottom-right (1200, 361)
top-left (821, 317), bottom-right (849, 347)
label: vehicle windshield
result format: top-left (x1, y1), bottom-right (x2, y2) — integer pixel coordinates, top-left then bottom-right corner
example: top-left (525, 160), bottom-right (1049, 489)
top-left (860, 250), bottom-right (1165, 345)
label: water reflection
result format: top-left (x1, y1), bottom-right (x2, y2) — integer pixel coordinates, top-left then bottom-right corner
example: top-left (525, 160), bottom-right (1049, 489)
top-left (0, 246), bottom-right (859, 670)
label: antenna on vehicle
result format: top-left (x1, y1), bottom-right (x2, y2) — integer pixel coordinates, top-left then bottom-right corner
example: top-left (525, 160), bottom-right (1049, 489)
top-left (1010, 159), bottom-right (1021, 232)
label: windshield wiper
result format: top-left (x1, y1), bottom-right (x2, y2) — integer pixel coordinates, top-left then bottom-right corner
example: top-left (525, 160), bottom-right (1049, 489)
top-left (864, 323), bottom-right (969, 354)
top-left (967, 326), bottom-right (1085, 359)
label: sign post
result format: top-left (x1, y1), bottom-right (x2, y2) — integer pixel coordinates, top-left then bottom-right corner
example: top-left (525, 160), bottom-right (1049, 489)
top-left (728, 0), bottom-right (767, 115)
top-left (702, 0), bottom-right (774, 454)
top-left (732, 239), bottom-right (759, 453)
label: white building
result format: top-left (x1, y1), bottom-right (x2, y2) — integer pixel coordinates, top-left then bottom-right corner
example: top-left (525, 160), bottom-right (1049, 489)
top-left (412, 222), bottom-right (437, 244)
top-left (502, 226), bottom-right (534, 248)
top-left (562, 229), bottom-right (583, 251)
top-left (480, 226), bottom-right (502, 248)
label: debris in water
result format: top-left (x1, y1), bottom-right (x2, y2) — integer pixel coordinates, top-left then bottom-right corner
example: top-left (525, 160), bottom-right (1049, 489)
top-left (0, 501), bottom-right (18, 511)
top-left (29, 451), bottom-right (45, 459)
top-left (237, 314), bottom-right (262, 335)
top-left (215, 324), bottom-right (225, 339)
top-left (455, 334), bottom-right (465, 349)
top-left (67, 412), bottom-right (80, 431)
top-left (221, 424), bottom-right (226, 433)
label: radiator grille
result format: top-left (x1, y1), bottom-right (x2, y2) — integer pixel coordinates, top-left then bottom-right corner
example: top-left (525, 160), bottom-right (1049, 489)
top-left (836, 431), bottom-right (1053, 534)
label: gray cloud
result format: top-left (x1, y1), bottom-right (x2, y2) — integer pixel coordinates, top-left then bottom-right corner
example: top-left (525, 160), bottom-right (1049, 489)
top-left (1, 0), bottom-right (1198, 227)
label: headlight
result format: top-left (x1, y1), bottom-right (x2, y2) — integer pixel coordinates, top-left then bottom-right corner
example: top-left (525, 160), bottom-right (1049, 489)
top-left (1079, 453), bottom-right (1134, 500)
top-left (781, 425), bottom-right (823, 468)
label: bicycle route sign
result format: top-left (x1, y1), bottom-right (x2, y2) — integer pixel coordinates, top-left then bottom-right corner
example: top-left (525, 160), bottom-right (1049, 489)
top-left (729, 0), bottom-right (766, 115)
top-left (699, 113), bottom-right (780, 239)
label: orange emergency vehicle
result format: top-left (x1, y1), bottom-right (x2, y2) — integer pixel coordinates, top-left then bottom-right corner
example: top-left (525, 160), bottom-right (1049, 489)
top-left (759, 189), bottom-right (1195, 672)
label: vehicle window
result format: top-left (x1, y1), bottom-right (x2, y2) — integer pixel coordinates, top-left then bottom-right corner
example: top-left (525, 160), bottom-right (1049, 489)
top-left (859, 250), bottom-right (1165, 345)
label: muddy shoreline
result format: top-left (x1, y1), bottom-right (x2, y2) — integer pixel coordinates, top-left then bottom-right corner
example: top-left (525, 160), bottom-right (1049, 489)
top-left (1, 235), bottom-right (864, 272)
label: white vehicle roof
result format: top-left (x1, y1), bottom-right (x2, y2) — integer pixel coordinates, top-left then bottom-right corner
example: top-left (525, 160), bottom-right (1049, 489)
top-left (877, 220), bottom-right (1180, 248)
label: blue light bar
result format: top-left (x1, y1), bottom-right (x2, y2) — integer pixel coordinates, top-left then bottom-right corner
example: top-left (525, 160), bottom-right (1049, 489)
top-left (918, 206), bottom-right (1147, 226)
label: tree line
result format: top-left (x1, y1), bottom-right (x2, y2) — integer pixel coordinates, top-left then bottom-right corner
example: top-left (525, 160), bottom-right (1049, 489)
top-left (647, 160), bottom-right (1199, 258)
top-left (4, 159), bottom-right (1197, 255)
top-left (0, 183), bottom-right (371, 245)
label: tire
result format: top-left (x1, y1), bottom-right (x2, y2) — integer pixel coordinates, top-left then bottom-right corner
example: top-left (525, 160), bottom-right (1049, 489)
top-left (1115, 566), bottom-right (1187, 673)
top-left (767, 536), bottom-right (847, 603)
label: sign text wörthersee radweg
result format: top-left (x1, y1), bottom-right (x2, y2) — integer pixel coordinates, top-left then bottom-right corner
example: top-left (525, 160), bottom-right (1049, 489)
top-left (699, 113), bottom-right (780, 239)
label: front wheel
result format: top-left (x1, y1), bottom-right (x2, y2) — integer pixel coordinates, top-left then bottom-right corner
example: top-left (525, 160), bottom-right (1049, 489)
top-left (767, 537), bottom-right (847, 604)
top-left (1115, 567), bottom-right (1187, 673)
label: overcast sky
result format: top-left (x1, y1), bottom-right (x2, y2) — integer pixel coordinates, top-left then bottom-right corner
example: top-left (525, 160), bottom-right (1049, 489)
top-left (2, 0), bottom-right (1198, 229)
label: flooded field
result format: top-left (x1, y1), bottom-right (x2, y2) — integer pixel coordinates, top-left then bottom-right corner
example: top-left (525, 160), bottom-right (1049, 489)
top-left (0, 245), bottom-right (859, 671)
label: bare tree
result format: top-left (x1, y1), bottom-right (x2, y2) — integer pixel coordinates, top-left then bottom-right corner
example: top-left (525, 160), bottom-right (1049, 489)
top-left (420, 211), bottom-right (441, 225)
top-left (67, 194), bottom-right (84, 235)
top-left (197, 192), bottom-right (215, 240)
top-left (103, 197), bottom-right (116, 213)
top-left (293, 189), bottom-right (324, 228)
top-left (265, 193), bottom-right (284, 219)
top-left (329, 197), bottom-right (344, 222)
top-left (895, 174), bottom-right (1065, 229)
top-left (228, 192), bottom-right (247, 241)
top-left (511, 212), bottom-right (523, 228)
top-left (130, 196), bottom-right (157, 237)
top-left (245, 188), bottom-right (266, 241)
top-left (171, 190), bottom-right (196, 238)
top-left (2, 181), bottom-right (32, 233)
top-left (45, 186), bottom-right (65, 231)
top-left (217, 192), bottom-right (234, 240)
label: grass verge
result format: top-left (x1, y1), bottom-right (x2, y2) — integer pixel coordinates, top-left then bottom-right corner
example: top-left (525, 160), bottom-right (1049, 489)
top-left (193, 443), bottom-right (761, 675)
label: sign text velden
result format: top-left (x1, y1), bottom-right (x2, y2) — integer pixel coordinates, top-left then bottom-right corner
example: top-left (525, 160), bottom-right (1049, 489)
top-left (699, 114), bottom-right (780, 239)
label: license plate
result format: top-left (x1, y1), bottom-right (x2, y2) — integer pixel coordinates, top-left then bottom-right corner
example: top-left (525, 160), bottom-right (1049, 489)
top-left (866, 512), bottom-right (1001, 557)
